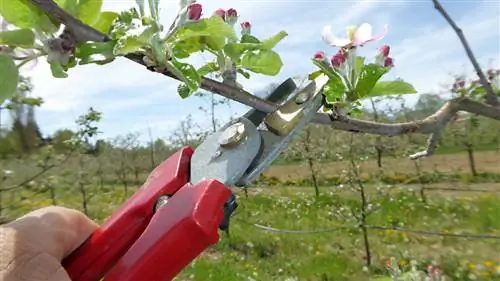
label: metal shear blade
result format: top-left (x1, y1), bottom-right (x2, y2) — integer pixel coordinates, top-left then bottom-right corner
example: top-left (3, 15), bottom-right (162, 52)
top-left (190, 74), bottom-right (329, 187)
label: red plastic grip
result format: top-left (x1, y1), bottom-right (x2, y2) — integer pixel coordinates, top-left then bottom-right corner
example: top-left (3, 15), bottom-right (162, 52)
top-left (104, 179), bottom-right (231, 281)
top-left (63, 147), bottom-right (194, 281)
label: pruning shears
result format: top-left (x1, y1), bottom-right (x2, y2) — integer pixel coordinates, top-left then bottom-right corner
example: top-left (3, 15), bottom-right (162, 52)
top-left (62, 74), bottom-right (329, 281)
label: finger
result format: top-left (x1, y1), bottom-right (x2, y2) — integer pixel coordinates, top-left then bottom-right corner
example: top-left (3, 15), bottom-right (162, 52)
top-left (0, 207), bottom-right (99, 281)
top-left (9, 206), bottom-right (99, 259)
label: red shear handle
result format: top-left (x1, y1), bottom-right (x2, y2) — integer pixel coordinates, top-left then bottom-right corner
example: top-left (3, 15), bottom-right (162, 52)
top-left (63, 147), bottom-right (194, 281)
top-left (104, 179), bottom-right (231, 281)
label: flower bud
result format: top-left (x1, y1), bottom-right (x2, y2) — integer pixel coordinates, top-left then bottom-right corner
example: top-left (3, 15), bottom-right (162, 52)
top-left (187, 3), bottom-right (202, 21)
top-left (313, 51), bottom-right (326, 61)
top-left (227, 8), bottom-right (237, 17)
top-left (241, 21), bottom-right (251, 35)
top-left (384, 57), bottom-right (394, 67)
top-left (379, 45), bottom-right (390, 57)
top-left (213, 8), bottom-right (226, 20)
top-left (451, 78), bottom-right (466, 92)
top-left (331, 50), bottom-right (347, 69)
top-left (226, 8), bottom-right (238, 25)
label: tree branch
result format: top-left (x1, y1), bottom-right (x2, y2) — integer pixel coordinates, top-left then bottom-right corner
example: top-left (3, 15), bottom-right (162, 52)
top-left (29, 0), bottom-right (500, 160)
top-left (314, 97), bottom-right (500, 159)
top-left (432, 0), bottom-right (499, 107)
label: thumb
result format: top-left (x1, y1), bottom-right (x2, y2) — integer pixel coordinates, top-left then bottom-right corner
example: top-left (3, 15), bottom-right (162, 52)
top-left (0, 206), bottom-right (99, 281)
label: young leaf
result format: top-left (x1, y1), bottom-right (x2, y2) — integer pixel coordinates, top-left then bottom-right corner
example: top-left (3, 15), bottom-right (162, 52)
top-left (353, 56), bottom-right (365, 84)
top-left (49, 60), bottom-right (69, 78)
top-left (92, 12), bottom-right (119, 34)
top-left (261, 31), bottom-right (287, 49)
top-left (76, 41), bottom-right (116, 65)
top-left (354, 63), bottom-right (389, 100)
top-left (237, 68), bottom-right (251, 79)
top-left (223, 42), bottom-right (260, 59)
top-left (240, 50), bottom-right (283, 75)
top-left (76, 0), bottom-right (103, 26)
top-left (0, 0), bottom-right (58, 33)
top-left (308, 70), bottom-right (323, 80)
top-left (168, 17), bottom-right (237, 49)
top-left (312, 59), bottom-right (344, 84)
top-left (0, 54), bottom-right (19, 105)
top-left (167, 59), bottom-right (201, 98)
top-left (197, 62), bottom-right (218, 76)
top-left (323, 76), bottom-right (346, 104)
top-left (369, 80), bottom-right (417, 97)
top-left (0, 29), bottom-right (35, 48)
top-left (113, 26), bottom-right (157, 55)
top-left (240, 34), bottom-right (260, 44)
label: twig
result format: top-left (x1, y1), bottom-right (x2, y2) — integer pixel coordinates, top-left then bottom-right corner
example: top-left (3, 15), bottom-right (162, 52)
top-left (432, 0), bottom-right (499, 107)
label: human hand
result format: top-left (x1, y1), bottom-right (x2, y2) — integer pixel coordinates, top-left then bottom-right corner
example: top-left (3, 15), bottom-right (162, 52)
top-left (0, 206), bottom-right (98, 281)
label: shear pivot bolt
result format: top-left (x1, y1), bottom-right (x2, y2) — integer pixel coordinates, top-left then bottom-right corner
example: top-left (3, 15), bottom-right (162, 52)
top-left (219, 122), bottom-right (246, 148)
top-left (295, 92), bottom-right (309, 104)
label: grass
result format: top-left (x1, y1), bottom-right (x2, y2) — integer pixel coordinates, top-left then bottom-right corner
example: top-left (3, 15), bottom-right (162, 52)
top-left (1, 183), bottom-right (500, 280)
top-left (1, 151), bottom-right (500, 280)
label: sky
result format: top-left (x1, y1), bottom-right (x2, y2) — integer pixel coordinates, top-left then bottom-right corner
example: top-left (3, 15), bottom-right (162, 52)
top-left (2, 0), bottom-right (500, 142)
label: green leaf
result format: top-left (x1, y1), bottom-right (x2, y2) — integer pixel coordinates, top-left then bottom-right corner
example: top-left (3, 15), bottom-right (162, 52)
top-left (168, 17), bottom-right (237, 51)
top-left (323, 76), bottom-right (346, 104)
top-left (177, 84), bottom-right (190, 99)
top-left (92, 12), bottom-right (119, 34)
top-left (240, 34), bottom-right (260, 44)
top-left (237, 68), bottom-right (251, 79)
top-left (76, 0), bottom-right (103, 25)
top-left (76, 41), bottom-right (116, 65)
top-left (0, 54), bottom-right (19, 105)
top-left (0, 0), bottom-right (58, 33)
top-left (261, 31), bottom-right (287, 49)
top-left (167, 59), bottom-right (201, 98)
top-left (49, 60), bottom-right (68, 78)
top-left (354, 63), bottom-right (389, 100)
top-left (113, 25), bottom-right (157, 55)
top-left (312, 59), bottom-right (345, 84)
top-left (369, 80), bottom-right (417, 97)
top-left (308, 70), bottom-right (323, 80)
top-left (353, 56), bottom-right (365, 83)
top-left (197, 62), bottom-right (218, 76)
top-left (223, 42), bottom-right (260, 59)
top-left (240, 50), bottom-right (283, 76)
top-left (0, 29), bottom-right (35, 48)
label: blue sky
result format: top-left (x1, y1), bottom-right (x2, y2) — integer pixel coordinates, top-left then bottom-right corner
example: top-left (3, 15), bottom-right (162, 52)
top-left (3, 0), bottom-right (499, 142)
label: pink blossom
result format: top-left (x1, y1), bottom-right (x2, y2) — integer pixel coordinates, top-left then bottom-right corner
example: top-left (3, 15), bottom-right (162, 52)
top-left (384, 57), bottom-right (394, 67)
top-left (379, 45), bottom-right (390, 57)
top-left (240, 21), bottom-right (251, 35)
top-left (213, 8), bottom-right (226, 19)
top-left (322, 23), bottom-right (388, 48)
top-left (187, 3), bottom-right (202, 21)
top-left (226, 8), bottom-right (238, 25)
top-left (451, 77), bottom-right (466, 92)
top-left (313, 51), bottom-right (326, 61)
top-left (331, 50), bottom-right (347, 68)
top-left (227, 8), bottom-right (237, 17)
